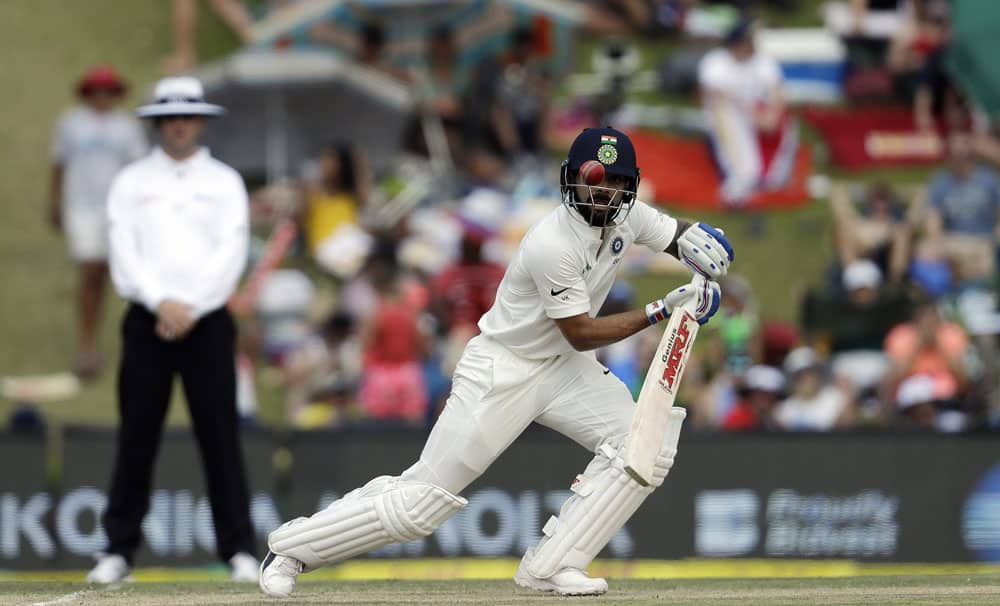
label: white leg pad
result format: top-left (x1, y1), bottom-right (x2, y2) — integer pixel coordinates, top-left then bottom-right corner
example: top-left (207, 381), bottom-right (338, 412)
top-left (527, 408), bottom-right (685, 579)
top-left (267, 475), bottom-right (466, 571)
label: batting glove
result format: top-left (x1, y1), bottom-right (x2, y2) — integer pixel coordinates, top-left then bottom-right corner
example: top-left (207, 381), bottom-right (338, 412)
top-left (646, 275), bottom-right (721, 326)
top-left (677, 222), bottom-right (734, 279)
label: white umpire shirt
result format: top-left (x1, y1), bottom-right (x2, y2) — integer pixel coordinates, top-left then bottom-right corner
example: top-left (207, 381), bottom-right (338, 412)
top-left (107, 146), bottom-right (249, 319)
top-left (479, 201), bottom-right (678, 359)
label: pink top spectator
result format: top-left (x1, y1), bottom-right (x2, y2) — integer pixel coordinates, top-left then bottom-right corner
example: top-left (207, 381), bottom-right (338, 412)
top-left (884, 321), bottom-right (967, 399)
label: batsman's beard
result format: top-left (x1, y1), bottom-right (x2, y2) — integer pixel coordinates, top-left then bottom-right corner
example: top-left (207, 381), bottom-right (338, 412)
top-left (571, 185), bottom-right (633, 227)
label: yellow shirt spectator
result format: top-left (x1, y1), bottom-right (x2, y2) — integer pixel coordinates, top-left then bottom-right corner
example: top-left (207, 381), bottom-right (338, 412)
top-left (305, 189), bottom-right (358, 254)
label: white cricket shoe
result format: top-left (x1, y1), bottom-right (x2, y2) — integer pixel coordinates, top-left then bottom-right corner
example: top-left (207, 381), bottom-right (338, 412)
top-left (514, 549), bottom-right (608, 596)
top-left (259, 550), bottom-right (303, 598)
top-left (229, 552), bottom-right (260, 583)
top-left (86, 553), bottom-right (134, 585)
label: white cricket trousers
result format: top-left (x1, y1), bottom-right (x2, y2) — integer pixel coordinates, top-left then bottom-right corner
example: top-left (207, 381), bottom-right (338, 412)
top-left (400, 334), bottom-right (634, 495)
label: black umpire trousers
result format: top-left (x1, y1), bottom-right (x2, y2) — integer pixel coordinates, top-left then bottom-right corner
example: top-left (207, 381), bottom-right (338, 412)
top-left (102, 304), bottom-right (256, 564)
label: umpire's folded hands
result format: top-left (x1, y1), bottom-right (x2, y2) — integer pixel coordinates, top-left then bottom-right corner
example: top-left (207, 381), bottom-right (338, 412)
top-left (156, 300), bottom-right (195, 341)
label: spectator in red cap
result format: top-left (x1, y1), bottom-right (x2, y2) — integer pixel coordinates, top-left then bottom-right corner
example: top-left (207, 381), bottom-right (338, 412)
top-left (47, 64), bottom-right (148, 379)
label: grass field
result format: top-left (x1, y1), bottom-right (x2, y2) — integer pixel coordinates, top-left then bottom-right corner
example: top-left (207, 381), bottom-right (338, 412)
top-left (4, 575), bottom-right (1000, 606)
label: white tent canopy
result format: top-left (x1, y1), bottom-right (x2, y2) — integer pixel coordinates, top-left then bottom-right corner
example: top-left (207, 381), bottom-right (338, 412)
top-left (195, 49), bottom-right (414, 181)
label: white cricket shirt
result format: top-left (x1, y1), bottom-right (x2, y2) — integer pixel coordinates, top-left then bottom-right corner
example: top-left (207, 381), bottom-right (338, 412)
top-left (479, 201), bottom-right (678, 359)
top-left (51, 106), bottom-right (148, 209)
top-left (698, 48), bottom-right (783, 111)
top-left (107, 147), bottom-right (249, 319)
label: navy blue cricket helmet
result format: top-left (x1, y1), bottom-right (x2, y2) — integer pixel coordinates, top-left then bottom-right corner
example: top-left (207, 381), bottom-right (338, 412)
top-left (560, 126), bottom-right (641, 227)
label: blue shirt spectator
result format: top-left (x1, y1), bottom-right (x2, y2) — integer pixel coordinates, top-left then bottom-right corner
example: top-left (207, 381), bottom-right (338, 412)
top-left (927, 133), bottom-right (1000, 237)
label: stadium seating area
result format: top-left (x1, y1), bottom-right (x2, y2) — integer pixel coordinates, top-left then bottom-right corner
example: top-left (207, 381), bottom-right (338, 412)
top-left (6, 0), bottom-right (1000, 435)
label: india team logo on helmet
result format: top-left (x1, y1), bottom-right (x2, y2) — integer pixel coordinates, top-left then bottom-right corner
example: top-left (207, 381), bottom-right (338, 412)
top-left (597, 144), bottom-right (618, 165)
top-left (597, 134), bottom-right (619, 165)
top-left (560, 127), bottom-right (641, 227)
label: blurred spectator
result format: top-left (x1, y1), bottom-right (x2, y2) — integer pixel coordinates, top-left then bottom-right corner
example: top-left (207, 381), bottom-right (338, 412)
top-left (302, 143), bottom-right (370, 257)
top-left (590, 38), bottom-right (643, 121)
top-left (407, 25), bottom-right (468, 162)
top-left (495, 27), bottom-right (551, 157)
top-left (697, 21), bottom-right (797, 205)
top-left (705, 274), bottom-right (761, 374)
top-left (356, 21), bottom-right (389, 70)
top-left (721, 365), bottom-right (785, 431)
top-left (414, 26), bottom-right (467, 125)
top-left (847, 0), bottom-right (910, 35)
top-left (282, 312), bottom-right (362, 428)
top-left (254, 268), bottom-right (316, 363)
top-left (895, 373), bottom-right (936, 429)
top-left (760, 320), bottom-right (800, 367)
top-left (459, 27), bottom-right (534, 188)
top-left (164, 0), bottom-right (293, 74)
top-left (912, 47), bottom-right (969, 134)
top-left (311, 19), bottom-right (411, 82)
top-left (357, 248), bottom-right (429, 425)
top-left (431, 227), bottom-right (505, 374)
top-left (48, 65), bottom-right (148, 379)
top-left (883, 300), bottom-right (970, 407)
top-left (895, 373), bottom-right (971, 431)
top-left (802, 260), bottom-right (911, 405)
top-left (907, 239), bottom-right (954, 300)
top-left (923, 131), bottom-right (1000, 285)
top-left (581, 0), bottom-right (654, 36)
top-left (775, 347), bottom-right (854, 431)
top-left (829, 181), bottom-right (915, 284)
top-left (340, 237), bottom-right (429, 324)
top-left (887, 0), bottom-right (950, 103)
top-left (461, 26), bottom-right (550, 185)
top-left (832, 1), bottom-right (909, 99)
top-left (689, 274), bottom-right (761, 428)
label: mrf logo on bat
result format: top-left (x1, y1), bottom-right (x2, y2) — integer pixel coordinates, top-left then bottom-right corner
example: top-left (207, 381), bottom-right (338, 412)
top-left (658, 312), bottom-right (696, 392)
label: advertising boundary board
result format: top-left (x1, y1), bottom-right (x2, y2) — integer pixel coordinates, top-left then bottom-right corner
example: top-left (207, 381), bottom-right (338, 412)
top-left (2, 428), bottom-right (1000, 568)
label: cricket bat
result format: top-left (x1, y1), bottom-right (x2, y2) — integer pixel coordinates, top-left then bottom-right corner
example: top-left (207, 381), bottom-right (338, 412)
top-left (624, 298), bottom-right (700, 486)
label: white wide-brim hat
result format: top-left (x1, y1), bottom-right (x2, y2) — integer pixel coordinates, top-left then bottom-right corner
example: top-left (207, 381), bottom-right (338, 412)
top-left (136, 76), bottom-right (225, 118)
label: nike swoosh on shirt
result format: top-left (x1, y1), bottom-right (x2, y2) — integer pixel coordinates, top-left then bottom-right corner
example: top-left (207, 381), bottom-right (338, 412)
top-left (550, 287), bottom-right (570, 296)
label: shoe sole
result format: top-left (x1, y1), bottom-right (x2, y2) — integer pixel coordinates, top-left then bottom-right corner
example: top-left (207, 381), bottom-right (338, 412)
top-left (514, 575), bottom-right (605, 596)
top-left (86, 575), bottom-right (135, 585)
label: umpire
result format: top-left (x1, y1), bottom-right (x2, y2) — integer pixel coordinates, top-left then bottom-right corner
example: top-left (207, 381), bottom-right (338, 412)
top-left (87, 77), bottom-right (258, 584)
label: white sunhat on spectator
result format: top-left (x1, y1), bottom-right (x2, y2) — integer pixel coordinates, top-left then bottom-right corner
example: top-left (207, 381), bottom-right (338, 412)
top-left (842, 259), bottom-right (882, 291)
top-left (783, 346), bottom-right (821, 376)
top-left (136, 76), bottom-right (225, 118)
top-left (744, 365), bottom-right (785, 394)
top-left (896, 374), bottom-right (937, 410)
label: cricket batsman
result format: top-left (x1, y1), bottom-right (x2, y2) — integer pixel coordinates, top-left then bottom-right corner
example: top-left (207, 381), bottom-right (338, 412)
top-left (259, 127), bottom-right (733, 597)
